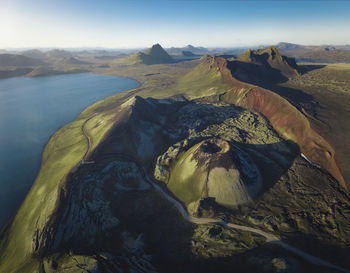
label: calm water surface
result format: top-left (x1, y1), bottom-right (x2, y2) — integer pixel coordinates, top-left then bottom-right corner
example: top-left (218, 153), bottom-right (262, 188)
top-left (0, 73), bottom-right (138, 228)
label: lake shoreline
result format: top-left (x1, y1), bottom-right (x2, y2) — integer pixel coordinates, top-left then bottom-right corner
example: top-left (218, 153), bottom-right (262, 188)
top-left (0, 73), bottom-right (141, 230)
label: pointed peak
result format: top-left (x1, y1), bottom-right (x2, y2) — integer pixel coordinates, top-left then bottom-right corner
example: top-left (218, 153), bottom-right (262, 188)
top-left (142, 43), bottom-right (173, 64)
top-left (145, 43), bottom-right (167, 55)
top-left (262, 46), bottom-right (283, 60)
top-left (268, 45), bottom-right (281, 54)
top-left (151, 43), bottom-right (162, 49)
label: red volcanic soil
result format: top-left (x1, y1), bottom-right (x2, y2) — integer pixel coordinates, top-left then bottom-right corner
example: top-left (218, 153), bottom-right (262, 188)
top-left (207, 56), bottom-right (347, 190)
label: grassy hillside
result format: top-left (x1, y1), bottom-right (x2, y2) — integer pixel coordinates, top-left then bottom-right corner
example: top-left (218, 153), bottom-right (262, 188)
top-left (172, 56), bottom-right (233, 99)
top-left (286, 62), bottom-right (350, 185)
top-left (167, 141), bottom-right (207, 206)
top-left (0, 85), bottom-right (139, 272)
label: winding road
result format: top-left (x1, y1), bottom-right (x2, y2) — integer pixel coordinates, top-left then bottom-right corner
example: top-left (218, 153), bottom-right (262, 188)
top-left (80, 116), bottom-right (350, 273)
top-left (81, 114), bottom-right (97, 164)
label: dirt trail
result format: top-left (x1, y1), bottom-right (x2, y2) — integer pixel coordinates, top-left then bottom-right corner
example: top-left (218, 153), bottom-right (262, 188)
top-left (80, 119), bottom-right (350, 273)
top-left (81, 114), bottom-right (97, 163)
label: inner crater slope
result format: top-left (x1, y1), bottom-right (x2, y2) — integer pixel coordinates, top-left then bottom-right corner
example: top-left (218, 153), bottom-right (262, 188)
top-left (166, 138), bottom-right (262, 209)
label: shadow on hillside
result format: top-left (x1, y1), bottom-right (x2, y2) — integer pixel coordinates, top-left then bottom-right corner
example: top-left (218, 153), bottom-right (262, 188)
top-left (171, 56), bottom-right (202, 63)
top-left (226, 60), bottom-right (320, 115)
top-left (227, 60), bottom-right (289, 84)
top-left (298, 64), bottom-right (326, 74)
top-left (89, 97), bottom-right (300, 210)
top-left (91, 99), bottom-right (350, 272)
top-left (234, 139), bottom-right (299, 193)
top-left (261, 84), bottom-right (319, 117)
top-left (35, 98), bottom-right (343, 272)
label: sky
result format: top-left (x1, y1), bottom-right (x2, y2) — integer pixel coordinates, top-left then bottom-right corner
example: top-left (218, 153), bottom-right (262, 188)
top-left (1, 0), bottom-right (350, 49)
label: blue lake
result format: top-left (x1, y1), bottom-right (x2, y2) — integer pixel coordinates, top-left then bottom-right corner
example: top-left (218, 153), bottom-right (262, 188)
top-left (0, 73), bottom-right (138, 228)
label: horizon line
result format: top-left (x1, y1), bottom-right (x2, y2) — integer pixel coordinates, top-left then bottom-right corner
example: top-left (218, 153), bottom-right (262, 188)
top-left (2, 42), bottom-right (350, 51)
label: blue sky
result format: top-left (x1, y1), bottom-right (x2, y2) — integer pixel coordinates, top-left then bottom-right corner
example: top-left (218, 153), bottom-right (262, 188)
top-left (1, 0), bottom-right (350, 48)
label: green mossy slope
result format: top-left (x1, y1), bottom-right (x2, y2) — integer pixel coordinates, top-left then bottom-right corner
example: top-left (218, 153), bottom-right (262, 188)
top-left (0, 85), bottom-right (139, 273)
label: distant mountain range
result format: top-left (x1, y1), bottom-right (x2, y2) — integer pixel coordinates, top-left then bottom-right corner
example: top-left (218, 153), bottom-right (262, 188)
top-left (276, 42), bottom-right (350, 62)
top-left (277, 42), bottom-right (350, 51)
top-left (2, 42), bottom-right (350, 72)
top-left (20, 49), bottom-right (73, 59)
top-left (167, 45), bottom-right (209, 54)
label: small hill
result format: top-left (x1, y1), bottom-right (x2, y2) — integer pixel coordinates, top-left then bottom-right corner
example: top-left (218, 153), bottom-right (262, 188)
top-left (54, 57), bottom-right (90, 65)
top-left (0, 54), bottom-right (45, 67)
top-left (174, 56), bottom-right (233, 99)
top-left (168, 44), bottom-right (209, 54)
top-left (276, 42), bottom-right (302, 50)
top-left (179, 51), bottom-right (197, 57)
top-left (315, 46), bottom-right (336, 52)
top-left (114, 43), bottom-right (173, 65)
top-left (298, 48), bottom-right (350, 63)
top-left (21, 49), bottom-right (46, 59)
top-left (183, 44), bottom-right (208, 53)
top-left (231, 46), bottom-right (300, 83)
top-left (276, 42), bottom-right (314, 56)
top-left (163, 138), bottom-right (262, 209)
top-left (238, 46), bottom-right (299, 77)
top-left (46, 49), bottom-right (72, 59)
top-left (27, 66), bottom-right (88, 77)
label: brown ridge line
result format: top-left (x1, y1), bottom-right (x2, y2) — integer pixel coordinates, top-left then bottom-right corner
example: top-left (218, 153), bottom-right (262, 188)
top-left (208, 56), bottom-right (347, 190)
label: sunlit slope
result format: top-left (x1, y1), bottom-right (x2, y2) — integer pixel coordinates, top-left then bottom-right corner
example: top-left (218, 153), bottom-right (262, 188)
top-left (174, 56), bottom-right (233, 99)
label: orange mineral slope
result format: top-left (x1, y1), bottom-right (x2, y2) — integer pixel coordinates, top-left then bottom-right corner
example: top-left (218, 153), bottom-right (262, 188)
top-left (208, 56), bottom-right (346, 190)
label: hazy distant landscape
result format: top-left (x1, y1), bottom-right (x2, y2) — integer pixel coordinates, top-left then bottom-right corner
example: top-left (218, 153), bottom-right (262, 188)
top-left (1, 0), bottom-right (350, 273)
